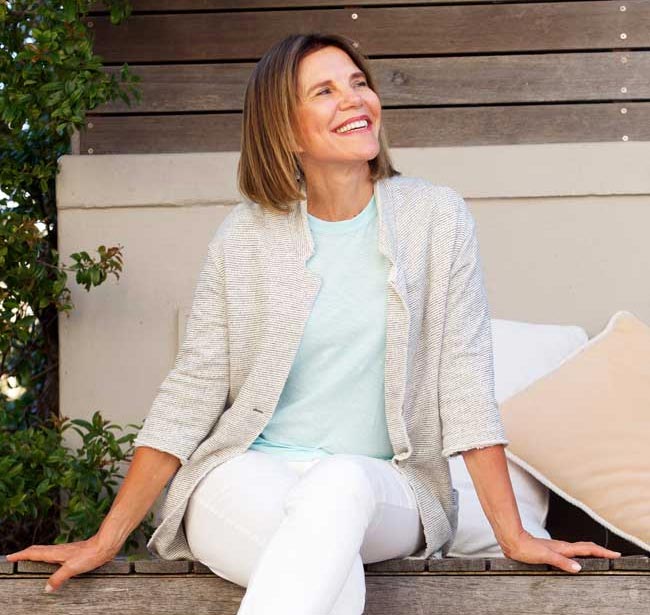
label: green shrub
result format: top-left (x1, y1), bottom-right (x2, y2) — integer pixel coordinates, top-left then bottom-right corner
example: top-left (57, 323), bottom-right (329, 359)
top-left (1, 1), bottom-right (146, 553)
top-left (0, 410), bottom-right (155, 555)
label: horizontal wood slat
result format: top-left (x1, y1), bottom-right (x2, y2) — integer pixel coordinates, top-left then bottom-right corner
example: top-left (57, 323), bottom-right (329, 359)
top-left (79, 102), bottom-right (646, 154)
top-left (91, 0), bottom-right (550, 11)
top-left (3, 569), bottom-right (650, 615)
top-left (95, 52), bottom-right (647, 113)
top-left (87, 1), bottom-right (648, 63)
top-left (3, 554), bottom-right (648, 575)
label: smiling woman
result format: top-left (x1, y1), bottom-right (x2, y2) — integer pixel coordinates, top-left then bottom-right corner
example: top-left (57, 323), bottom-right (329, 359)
top-left (6, 31), bottom-right (622, 615)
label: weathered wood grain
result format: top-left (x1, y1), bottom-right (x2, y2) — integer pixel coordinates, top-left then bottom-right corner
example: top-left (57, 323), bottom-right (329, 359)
top-left (80, 102), bottom-right (648, 154)
top-left (488, 558), bottom-right (549, 571)
top-left (573, 558), bottom-right (611, 572)
top-left (0, 556), bottom-right (14, 575)
top-left (365, 556), bottom-right (427, 573)
top-left (192, 561), bottom-right (214, 574)
top-left (87, 2), bottom-right (647, 63)
top-left (428, 557), bottom-right (486, 572)
top-left (364, 575), bottom-right (650, 615)
top-left (17, 561), bottom-right (59, 573)
top-left (11, 558), bottom-right (132, 575)
top-left (611, 555), bottom-right (650, 570)
top-left (95, 52), bottom-right (647, 114)
top-left (4, 572), bottom-right (650, 615)
top-left (133, 559), bottom-right (192, 573)
top-left (0, 576), bottom-right (244, 615)
top-left (91, 0), bottom-right (531, 10)
top-left (3, 555), bottom-right (648, 615)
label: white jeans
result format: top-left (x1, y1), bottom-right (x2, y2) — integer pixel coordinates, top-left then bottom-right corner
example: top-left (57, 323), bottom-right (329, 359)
top-left (183, 449), bottom-right (426, 615)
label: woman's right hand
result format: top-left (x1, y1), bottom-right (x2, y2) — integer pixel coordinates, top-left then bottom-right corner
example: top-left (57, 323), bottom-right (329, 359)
top-left (5, 533), bottom-right (123, 593)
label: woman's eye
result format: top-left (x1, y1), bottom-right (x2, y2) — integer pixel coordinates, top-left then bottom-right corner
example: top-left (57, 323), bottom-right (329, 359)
top-left (355, 80), bottom-right (368, 87)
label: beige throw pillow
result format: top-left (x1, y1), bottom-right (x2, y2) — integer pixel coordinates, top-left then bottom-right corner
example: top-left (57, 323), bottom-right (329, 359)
top-left (499, 310), bottom-right (650, 552)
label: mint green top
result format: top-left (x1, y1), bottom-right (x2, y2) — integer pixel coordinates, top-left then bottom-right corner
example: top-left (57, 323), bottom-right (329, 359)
top-left (248, 194), bottom-right (393, 460)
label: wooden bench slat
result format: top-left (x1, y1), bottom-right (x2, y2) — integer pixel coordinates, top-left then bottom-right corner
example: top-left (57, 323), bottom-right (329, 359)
top-left (0, 555), bottom-right (15, 575)
top-left (429, 557), bottom-right (487, 572)
top-left (192, 560), bottom-right (214, 574)
top-left (364, 556), bottom-right (427, 573)
top-left (133, 559), bottom-right (192, 573)
top-left (488, 558), bottom-right (549, 572)
top-left (611, 555), bottom-right (650, 570)
top-left (4, 555), bottom-right (649, 577)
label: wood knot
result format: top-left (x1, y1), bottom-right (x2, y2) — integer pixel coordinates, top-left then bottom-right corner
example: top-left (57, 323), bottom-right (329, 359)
top-left (391, 71), bottom-right (407, 85)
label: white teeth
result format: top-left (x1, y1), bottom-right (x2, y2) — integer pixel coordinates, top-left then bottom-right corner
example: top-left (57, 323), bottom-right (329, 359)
top-left (335, 119), bottom-right (369, 134)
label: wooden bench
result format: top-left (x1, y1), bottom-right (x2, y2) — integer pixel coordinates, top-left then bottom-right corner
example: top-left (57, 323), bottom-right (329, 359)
top-left (3, 554), bottom-right (649, 614)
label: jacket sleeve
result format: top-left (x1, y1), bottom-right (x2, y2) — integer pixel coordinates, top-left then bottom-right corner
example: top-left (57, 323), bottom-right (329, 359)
top-left (133, 232), bottom-right (230, 466)
top-left (438, 188), bottom-right (509, 458)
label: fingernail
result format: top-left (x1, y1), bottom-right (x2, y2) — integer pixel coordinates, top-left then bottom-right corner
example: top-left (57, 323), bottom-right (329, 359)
top-left (44, 584), bottom-right (54, 593)
top-left (571, 563), bottom-right (581, 572)
top-left (613, 551), bottom-right (622, 556)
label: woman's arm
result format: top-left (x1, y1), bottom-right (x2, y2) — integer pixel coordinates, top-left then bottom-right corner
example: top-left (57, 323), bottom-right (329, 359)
top-left (6, 446), bottom-right (180, 593)
top-left (461, 444), bottom-right (622, 572)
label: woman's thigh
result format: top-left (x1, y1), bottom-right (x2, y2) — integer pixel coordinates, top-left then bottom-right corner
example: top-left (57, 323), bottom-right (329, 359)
top-left (183, 449), bottom-right (311, 586)
top-left (302, 454), bottom-right (426, 564)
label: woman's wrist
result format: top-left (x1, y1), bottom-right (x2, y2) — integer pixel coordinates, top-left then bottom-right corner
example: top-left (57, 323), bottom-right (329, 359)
top-left (94, 516), bottom-right (132, 555)
top-left (497, 526), bottom-right (530, 557)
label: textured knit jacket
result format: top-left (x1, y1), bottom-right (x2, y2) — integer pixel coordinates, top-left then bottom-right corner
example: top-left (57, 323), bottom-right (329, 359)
top-left (133, 174), bottom-right (510, 561)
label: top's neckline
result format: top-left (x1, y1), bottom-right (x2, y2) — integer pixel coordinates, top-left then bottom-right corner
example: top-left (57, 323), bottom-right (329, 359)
top-left (307, 194), bottom-right (376, 235)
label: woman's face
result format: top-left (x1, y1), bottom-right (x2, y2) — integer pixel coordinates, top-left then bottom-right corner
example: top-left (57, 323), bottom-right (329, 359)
top-left (294, 46), bottom-right (382, 170)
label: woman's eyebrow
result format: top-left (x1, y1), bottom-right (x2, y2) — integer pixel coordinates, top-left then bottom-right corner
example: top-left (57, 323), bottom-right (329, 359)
top-left (305, 71), bottom-right (366, 95)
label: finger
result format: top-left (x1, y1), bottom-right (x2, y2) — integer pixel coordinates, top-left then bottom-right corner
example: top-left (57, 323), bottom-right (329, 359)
top-left (6, 545), bottom-right (68, 564)
top-left (556, 541), bottom-right (622, 559)
top-left (45, 564), bottom-right (78, 594)
top-left (545, 550), bottom-right (582, 574)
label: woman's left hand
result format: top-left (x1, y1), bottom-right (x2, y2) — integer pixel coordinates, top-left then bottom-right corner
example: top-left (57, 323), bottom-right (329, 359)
top-left (501, 529), bottom-right (622, 573)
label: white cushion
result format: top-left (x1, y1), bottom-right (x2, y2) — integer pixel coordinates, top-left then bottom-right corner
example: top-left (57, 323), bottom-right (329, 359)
top-left (446, 318), bottom-right (589, 557)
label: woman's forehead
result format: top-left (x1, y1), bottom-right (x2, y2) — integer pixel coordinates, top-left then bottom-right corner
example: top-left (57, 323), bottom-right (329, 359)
top-left (297, 47), bottom-right (362, 93)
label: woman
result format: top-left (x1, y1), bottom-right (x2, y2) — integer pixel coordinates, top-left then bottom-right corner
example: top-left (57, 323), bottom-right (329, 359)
top-left (7, 33), bottom-right (620, 614)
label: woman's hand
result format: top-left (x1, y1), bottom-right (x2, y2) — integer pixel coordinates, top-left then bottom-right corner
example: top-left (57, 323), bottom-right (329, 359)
top-left (5, 533), bottom-right (123, 593)
top-left (501, 528), bottom-right (622, 573)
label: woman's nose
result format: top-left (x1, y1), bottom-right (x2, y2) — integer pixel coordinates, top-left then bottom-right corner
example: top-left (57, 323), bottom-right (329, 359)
top-left (340, 90), bottom-right (363, 108)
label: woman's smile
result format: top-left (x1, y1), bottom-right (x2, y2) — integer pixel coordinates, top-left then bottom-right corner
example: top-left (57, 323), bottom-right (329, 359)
top-left (332, 116), bottom-right (373, 136)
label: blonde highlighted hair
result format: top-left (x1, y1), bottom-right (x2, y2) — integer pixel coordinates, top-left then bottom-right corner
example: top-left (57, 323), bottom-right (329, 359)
top-left (237, 33), bottom-right (400, 213)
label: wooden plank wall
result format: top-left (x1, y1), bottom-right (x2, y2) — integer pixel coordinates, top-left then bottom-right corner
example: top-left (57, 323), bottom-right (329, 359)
top-left (80, 0), bottom-right (649, 154)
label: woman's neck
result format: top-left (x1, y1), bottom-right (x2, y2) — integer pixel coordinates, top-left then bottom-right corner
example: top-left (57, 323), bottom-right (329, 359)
top-left (303, 165), bottom-right (374, 222)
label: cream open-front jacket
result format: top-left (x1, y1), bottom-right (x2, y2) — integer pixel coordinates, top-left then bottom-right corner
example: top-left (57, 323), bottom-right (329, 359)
top-left (134, 174), bottom-right (509, 561)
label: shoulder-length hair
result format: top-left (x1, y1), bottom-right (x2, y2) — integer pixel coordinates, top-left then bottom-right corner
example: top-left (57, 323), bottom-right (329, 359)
top-left (237, 32), bottom-right (401, 213)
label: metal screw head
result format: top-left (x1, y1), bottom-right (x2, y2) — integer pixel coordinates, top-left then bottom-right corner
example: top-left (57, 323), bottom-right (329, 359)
top-left (87, 121), bottom-right (94, 129)
top-left (621, 56), bottom-right (628, 64)
top-left (351, 13), bottom-right (358, 20)
top-left (87, 21), bottom-right (93, 28)
top-left (87, 147), bottom-right (94, 154)
top-left (621, 107), bottom-right (628, 114)
top-left (620, 5), bottom-right (626, 11)
top-left (352, 41), bottom-right (359, 48)
top-left (621, 86), bottom-right (628, 93)
top-left (620, 32), bottom-right (627, 40)
top-left (622, 135), bottom-right (629, 141)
